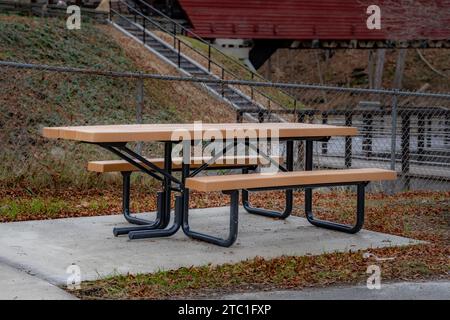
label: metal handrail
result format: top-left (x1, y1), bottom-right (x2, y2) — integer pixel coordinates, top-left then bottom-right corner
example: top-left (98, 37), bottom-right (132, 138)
top-left (134, 0), bottom-right (298, 106)
top-left (112, 0), bottom-right (298, 112)
top-left (111, 3), bottom-right (223, 72)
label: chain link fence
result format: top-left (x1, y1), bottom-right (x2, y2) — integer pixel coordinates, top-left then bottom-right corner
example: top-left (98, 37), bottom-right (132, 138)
top-left (1, 61), bottom-right (449, 192)
top-left (242, 87), bottom-right (450, 193)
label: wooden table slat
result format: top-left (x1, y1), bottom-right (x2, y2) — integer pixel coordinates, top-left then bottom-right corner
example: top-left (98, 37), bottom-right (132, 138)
top-left (42, 123), bottom-right (358, 142)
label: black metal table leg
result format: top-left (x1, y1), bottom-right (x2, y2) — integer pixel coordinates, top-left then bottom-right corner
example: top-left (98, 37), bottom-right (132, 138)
top-left (120, 172), bottom-right (146, 225)
top-left (128, 195), bottom-right (183, 240)
top-left (303, 139), bottom-right (366, 233)
top-left (305, 182), bottom-right (367, 234)
top-left (123, 142), bottom-right (177, 239)
top-left (304, 139), bottom-right (313, 214)
top-left (113, 189), bottom-right (165, 236)
top-left (182, 190), bottom-right (239, 247)
top-left (179, 140), bottom-right (238, 247)
top-left (112, 142), bottom-right (174, 237)
top-left (241, 139), bottom-right (294, 219)
top-left (160, 141), bottom-right (173, 229)
top-left (113, 170), bottom-right (163, 235)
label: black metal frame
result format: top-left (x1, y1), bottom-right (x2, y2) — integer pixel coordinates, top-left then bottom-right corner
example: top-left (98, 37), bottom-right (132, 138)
top-left (128, 195), bottom-right (183, 240)
top-left (103, 139), bottom-right (262, 239)
top-left (305, 182), bottom-right (367, 234)
top-left (99, 142), bottom-right (177, 236)
top-left (112, 172), bottom-right (165, 236)
top-left (93, 135), bottom-right (370, 247)
top-left (182, 189), bottom-right (240, 247)
top-left (179, 140), bottom-right (241, 247)
top-left (241, 140), bottom-right (294, 219)
top-left (216, 180), bottom-right (368, 246)
top-left (174, 138), bottom-right (369, 247)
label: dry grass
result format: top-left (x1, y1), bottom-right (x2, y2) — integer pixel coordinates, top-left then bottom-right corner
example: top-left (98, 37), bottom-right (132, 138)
top-left (263, 48), bottom-right (450, 91)
top-left (74, 244), bottom-right (449, 300)
top-left (2, 187), bottom-right (445, 299)
top-left (2, 187), bottom-right (448, 245)
top-left (0, 15), bottom-right (234, 190)
top-left (68, 190), bottom-right (448, 299)
top-left (102, 26), bottom-right (235, 124)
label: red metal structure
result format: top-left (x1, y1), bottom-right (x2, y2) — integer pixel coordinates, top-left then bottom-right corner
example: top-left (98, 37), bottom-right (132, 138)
top-left (140, 0), bottom-right (450, 68)
top-left (177, 0), bottom-right (450, 43)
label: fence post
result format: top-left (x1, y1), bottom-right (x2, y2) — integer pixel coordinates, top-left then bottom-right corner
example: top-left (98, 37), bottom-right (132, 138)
top-left (251, 73), bottom-right (254, 100)
top-left (362, 111), bottom-right (373, 158)
top-left (345, 111), bottom-right (352, 168)
top-left (297, 112), bottom-right (305, 169)
top-left (177, 39), bottom-right (181, 68)
top-left (401, 110), bottom-right (411, 190)
top-left (258, 110), bottom-right (265, 123)
top-left (142, 19), bottom-right (146, 44)
top-left (236, 111), bottom-right (243, 123)
top-left (221, 68), bottom-right (225, 97)
top-left (173, 22), bottom-right (177, 48)
top-left (208, 45), bottom-right (211, 72)
top-left (417, 112), bottom-right (425, 162)
top-left (389, 94), bottom-right (399, 194)
top-left (321, 112), bottom-right (328, 155)
top-left (445, 112), bottom-right (450, 146)
top-left (108, 0), bottom-right (112, 21)
top-left (136, 76), bottom-right (144, 155)
top-left (426, 114), bottom-right (432, 148)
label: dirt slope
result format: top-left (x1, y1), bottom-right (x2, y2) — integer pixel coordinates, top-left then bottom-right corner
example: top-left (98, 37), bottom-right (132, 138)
top-left (0, 14), bottom-right (233, 190)
top-left (261, 49), bottom-right (450, 92)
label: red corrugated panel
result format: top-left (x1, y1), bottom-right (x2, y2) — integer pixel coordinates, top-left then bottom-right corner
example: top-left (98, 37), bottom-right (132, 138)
top-left (178, 0), bottom-right (450, 40)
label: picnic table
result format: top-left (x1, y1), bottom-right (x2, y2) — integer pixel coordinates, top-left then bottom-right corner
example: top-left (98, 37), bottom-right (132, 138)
top-left (43, 123), bottom-right (396, 247)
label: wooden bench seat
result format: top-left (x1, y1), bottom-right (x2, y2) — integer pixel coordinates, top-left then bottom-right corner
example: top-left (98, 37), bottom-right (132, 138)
top-left (186, 168), bottom-right (397, 192)
top-left (91, 154), bottom-right (282, 237)
top-left (181, 168), bottom-right (397, 247)
top-left (87, 155), bottom-right (282, 173)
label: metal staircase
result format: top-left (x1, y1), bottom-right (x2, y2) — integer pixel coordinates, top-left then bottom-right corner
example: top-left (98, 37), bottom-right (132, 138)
top-left (109, 0), bottom-right (299, 122)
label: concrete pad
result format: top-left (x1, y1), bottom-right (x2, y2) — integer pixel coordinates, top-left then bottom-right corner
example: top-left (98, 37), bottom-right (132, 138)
top-left (219, 281), bottom-right (450, 300)
top-left (0, 207), bottom-right (421, 285)
top-left (0, 263), bottom-right (76, 300)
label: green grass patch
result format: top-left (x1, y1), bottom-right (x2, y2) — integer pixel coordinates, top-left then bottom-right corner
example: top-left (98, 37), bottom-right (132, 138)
top-left (0, 197), bottom-right (69, 219)
top-left (73, 243), bottom-right (449, 299)
top-left (0, 15), bottom-right (187, 190)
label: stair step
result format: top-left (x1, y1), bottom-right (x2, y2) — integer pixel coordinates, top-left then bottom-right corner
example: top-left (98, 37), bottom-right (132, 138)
top-left (222, 90), bottom-right (243, 95)
top-left (185, 67), bottom-right (202, 72)
top-left (136, 38), bottom-right (166, 47)
top-left (207, 83), bottom-right (225, 89)
top-left (224, 91), bottom-right (243, 97)
top-left (230, 100), bottom-right (253, 106)
top-left (110, 13), bottom-right (286, 122)
top-left (190, 70), bottom-right (208, 74)
top-left (113, 17), bottom-right (274, 116)
top-left (228, 95), bottom-right (248, 101)
top-left (182, 65), bottom-right (200, 70)
top-left (122, 25), bottom-right (140, 31)
top-left (147, 44), bottom-right (170, 51)
top-left (168, 58), bottom-right (193, 66)
top-left (163, 54), bottom-right (179, 59)
top-left (185, 67), bottom-right (200, 76)
top-left (179, 62), bottom-right (197, 67)
top-left (128, 29), bottom-right (145, 34)
top-left (228, 96), bottom-right (251, 102)
top-left (228, 97), bottom-right (251, 103)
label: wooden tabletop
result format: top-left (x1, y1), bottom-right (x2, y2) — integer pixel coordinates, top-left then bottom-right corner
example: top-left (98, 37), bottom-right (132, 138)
top-left (42, 123), bottom-right (358, 142)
